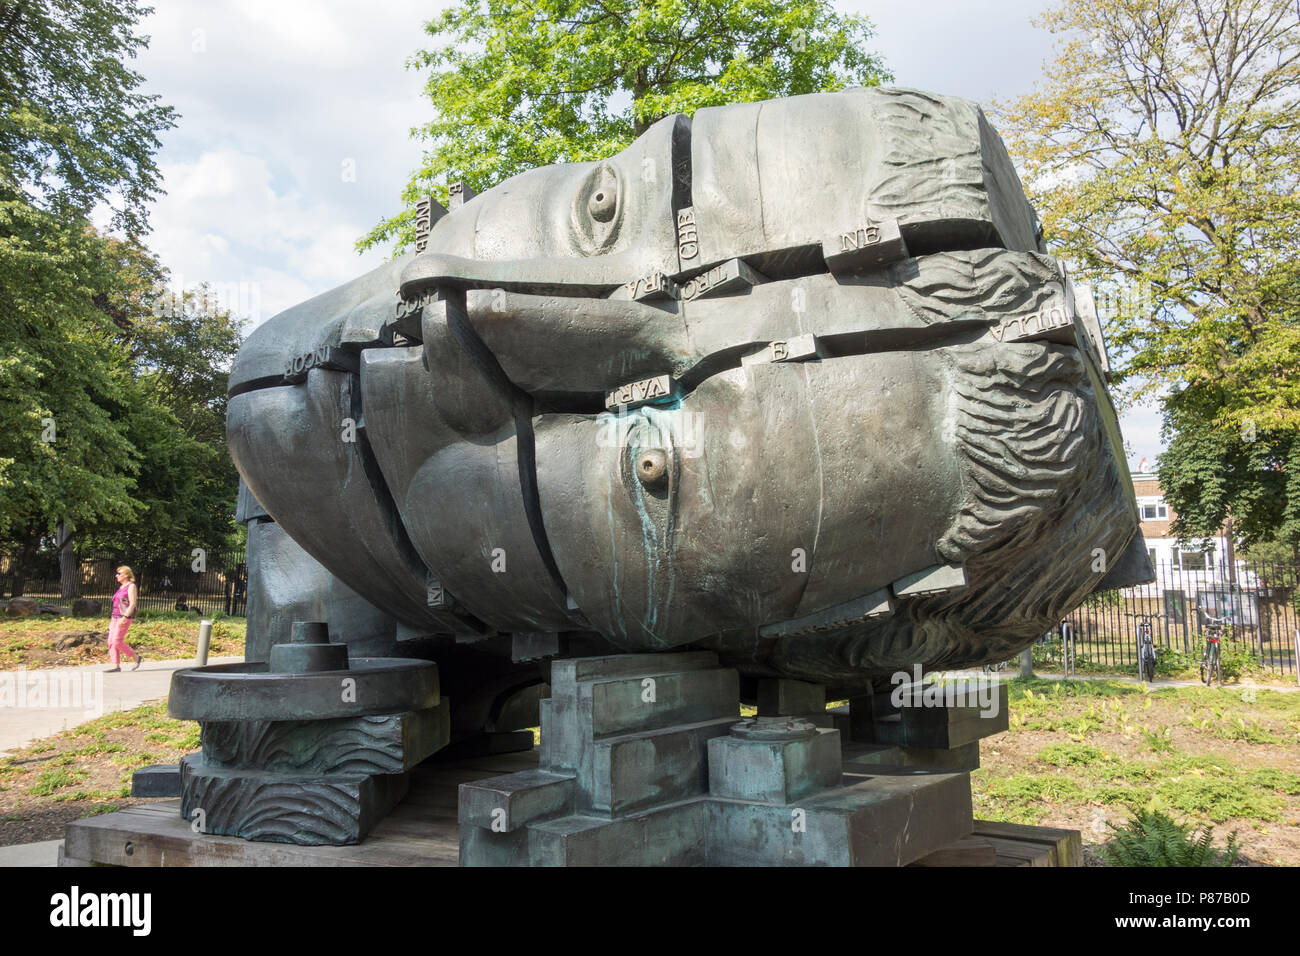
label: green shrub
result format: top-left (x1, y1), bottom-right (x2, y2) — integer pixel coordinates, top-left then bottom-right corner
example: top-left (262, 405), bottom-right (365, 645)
top-left (28, 767), bottom-right (88, 796)
top-left (1090, 784), bottom-right (1143, 805)
top-left (1217, 717), bottom-right (1281, 745)
top-left (1155, 647), bottom-right (1196, 677)
top-left (1244, 768), bottom-right (1300, 794)
top-left (1037, 742), bottom-right (1105, 767)
top-left (1155, 776), bottom-right (1284, 822)
top-left (1217, 643), bottom-right (1257, 682)
top-left (984, 773), bottom-right (1084, 805)
top-left (1103, 808), bottom-right (1239, 867)
top-left (1031, 641), bottom-right (1054, 666)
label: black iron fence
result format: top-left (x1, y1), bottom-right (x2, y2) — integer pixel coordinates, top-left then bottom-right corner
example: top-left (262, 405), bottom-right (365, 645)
top-left (1039, 560), bottom-right (1300, 677)
top-left (6, 550), bottom-right (1297, 672)
top-left (1, 550), bottom-right (248, 618)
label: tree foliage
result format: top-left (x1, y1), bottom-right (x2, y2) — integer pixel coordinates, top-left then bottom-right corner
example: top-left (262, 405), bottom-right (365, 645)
top-left (0, 217), bottom-right (142, 555)
top-left (0, 1), bottom-right (243, 590)
top-left (0, 226), bottom-right (244, 577)
top-left (0, 0), bottom-right (176, 237)
top-left (1158, 383), bottom-right (1300, 549)
top-left (1000, 0), bottom-right (1300, 548)
top-left (81, 244), bottom-right (246, 561)
top-left (1001, 0), bottom-right (1300, 407)
top-left (360, 0), bottom-right (891, 253)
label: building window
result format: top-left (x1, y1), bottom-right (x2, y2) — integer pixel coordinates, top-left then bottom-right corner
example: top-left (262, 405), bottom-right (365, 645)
top-left (1140, 502), bottom-right (1169, 521)
top-left (1176, 549), bottom-right (1210, 571)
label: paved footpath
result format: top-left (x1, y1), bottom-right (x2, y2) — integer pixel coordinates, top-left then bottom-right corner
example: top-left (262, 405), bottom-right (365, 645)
top-left (0, 655), bottom-right (242, 758)
top-left (0, 839), bottom-right (61, 866)
top-left (0, 655), bottom-right (240, 866)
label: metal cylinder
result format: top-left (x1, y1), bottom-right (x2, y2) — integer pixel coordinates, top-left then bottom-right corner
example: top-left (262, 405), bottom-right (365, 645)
top-left (197, 619), bottom-right (213, 666)
top-left (290, 620), bottom-right (330, 644)
top-left (1019, 648), bottom-right (1034, 679)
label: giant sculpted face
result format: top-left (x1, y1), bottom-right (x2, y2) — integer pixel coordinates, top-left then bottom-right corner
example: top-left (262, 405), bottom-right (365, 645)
top-left (227, 87), bottom-right (1150, 692)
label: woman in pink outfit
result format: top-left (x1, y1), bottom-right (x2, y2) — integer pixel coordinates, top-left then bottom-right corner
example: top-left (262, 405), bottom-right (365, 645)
top-left (107, 566), bottom-right (143, 672)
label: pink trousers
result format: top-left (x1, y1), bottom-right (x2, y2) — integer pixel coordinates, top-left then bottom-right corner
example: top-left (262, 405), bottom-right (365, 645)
top-left (107, 617), bottom-right (138, 666)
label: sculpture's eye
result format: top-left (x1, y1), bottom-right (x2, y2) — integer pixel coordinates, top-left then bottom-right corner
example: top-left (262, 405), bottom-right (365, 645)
top-left (573, 164), bottom-right (622, 253)
top-left (636, 449), bottom-right (668, 486)
top-left (589, 186), bottom-right (616, 223)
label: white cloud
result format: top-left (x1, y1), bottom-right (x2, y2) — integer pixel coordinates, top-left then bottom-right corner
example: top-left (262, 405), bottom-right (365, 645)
top-left (148, 147), bottom-right (388, 323)
top-left (128, 0), bottom-right (1063, 321)
top-left (131, 1), bottom-right (439, 324)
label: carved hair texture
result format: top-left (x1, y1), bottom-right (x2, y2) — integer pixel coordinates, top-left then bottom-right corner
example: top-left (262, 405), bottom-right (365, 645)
top-left (891, 249), bottom-right (1063, 327)
top-left (864, 88), bottom-right (986, 225)
top-left (937, 342), bottom-right (1090, 563)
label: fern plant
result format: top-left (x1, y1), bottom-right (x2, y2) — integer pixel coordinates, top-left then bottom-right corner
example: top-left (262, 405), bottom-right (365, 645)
top-left (1142, 724), bottom-right (1174, 754)
top-left (1103, 808), bottom-right (1240, 867)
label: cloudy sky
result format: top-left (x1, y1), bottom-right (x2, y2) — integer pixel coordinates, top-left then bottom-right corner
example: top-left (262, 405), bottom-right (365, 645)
top-left (127, 0), bottom-right (1163, 468)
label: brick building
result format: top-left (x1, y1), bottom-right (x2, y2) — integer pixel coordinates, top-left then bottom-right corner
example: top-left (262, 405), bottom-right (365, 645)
top-left (1131, 460), bottom-right (1232, 578)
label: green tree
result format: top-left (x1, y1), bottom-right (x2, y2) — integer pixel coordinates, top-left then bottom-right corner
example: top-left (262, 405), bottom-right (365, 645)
top-left (2, 0), bottom-right (174, 593)
top-left (1000, 0), bottom-right (1300, 406)
top-left (1, 226), bottom-right (246, 594)
top-left (0, 1), bottom-right (246, 594)
top-left (0, 216), bottom-right (143, 592)
top-left (1158, 384), bottom-right (1300, 551)
top-left (82, 261), bottom-right (246, 563)
top-left (998, 0), bottom-right (1300, 548)
top-left (1, 0), bottom-right (175, 237)
top-left (360, 0), bottom-right (891, 253)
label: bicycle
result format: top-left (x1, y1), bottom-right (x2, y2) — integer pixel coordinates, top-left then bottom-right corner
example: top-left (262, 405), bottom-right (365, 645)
top-left (1134, 614), bottom-right (1157, 683)
top-left (1199, 610), bottom-right (1227, 686)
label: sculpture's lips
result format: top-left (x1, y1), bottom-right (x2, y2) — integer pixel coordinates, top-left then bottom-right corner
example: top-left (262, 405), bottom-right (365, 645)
top-left (399, 251), bottom-right (629, 300)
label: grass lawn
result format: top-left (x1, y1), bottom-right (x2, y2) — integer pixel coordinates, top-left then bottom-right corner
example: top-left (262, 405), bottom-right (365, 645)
top-left (0, 700), bottom-right (200, 846)
top-left (0, 611), bottom-right (245, 668)
top-left (974, 678), bottom-right (1300, 865)
top-left (3, 671), bottom-right (1297, 865)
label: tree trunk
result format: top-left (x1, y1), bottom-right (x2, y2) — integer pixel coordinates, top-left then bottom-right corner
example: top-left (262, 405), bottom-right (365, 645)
top-left (1019, 648), bottom-right (1034, 679)
top-left (9, 532), bottom-right (39, 598)
top-left (57, 520), bottom-right (79, 599)
top-left (632, 66), bottom-right (649, 135)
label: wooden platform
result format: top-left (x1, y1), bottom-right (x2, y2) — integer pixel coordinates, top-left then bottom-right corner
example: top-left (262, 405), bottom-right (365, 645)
top-left (61, 751), bottom-right (1082, 866)
top-left (910, 821), bottom-right (1084, 868)
top-left (61, 751), bottom-right (540, 867)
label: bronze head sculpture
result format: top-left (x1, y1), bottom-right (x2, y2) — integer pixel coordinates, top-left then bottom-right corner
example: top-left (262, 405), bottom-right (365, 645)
top-left (226, 86), bottom-right (1150, 706)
